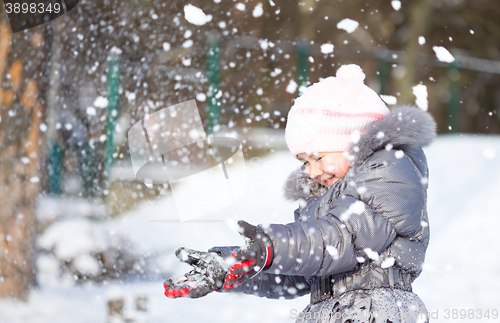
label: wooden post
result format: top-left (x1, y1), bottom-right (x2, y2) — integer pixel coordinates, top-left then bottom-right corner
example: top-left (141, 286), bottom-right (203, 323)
top-left (0, 14), bottom-right (54, 300)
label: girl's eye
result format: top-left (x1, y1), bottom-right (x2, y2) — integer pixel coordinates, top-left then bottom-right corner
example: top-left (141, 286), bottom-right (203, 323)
top-left (316, 157), bottom-right (323, 162)
top-left (302, 160), bottom-right (309, 166)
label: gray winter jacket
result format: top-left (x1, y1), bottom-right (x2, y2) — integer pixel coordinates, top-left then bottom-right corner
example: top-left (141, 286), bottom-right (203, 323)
top-left (214, 106), bottom-right (436, 302)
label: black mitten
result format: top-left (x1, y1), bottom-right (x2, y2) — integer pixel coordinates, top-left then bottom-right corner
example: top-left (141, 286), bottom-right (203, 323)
top-left (224, 221), bottom-right (274, 289)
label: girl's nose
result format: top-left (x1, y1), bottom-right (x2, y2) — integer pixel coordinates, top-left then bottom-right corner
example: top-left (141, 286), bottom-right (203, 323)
top-left (307, 162), bottom-right (323, 178)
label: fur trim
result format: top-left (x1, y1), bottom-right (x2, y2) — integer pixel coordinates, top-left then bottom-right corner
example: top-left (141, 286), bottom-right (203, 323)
top-left (349, 106), bottom-right (437, 168)
top-left (282, 167), bottom-right (328, 202)
top-left (283, 106), bottom-right (436, 201)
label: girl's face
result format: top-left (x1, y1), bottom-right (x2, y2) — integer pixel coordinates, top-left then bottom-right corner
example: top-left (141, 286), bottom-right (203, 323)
top-left (297, 152), bottom-right (350, 187)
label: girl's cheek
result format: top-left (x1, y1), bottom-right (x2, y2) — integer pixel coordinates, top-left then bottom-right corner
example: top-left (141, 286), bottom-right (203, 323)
top-left (321, 160), bottom-right (338, 174)
top-left (338, 163), bottom-right (350, 178)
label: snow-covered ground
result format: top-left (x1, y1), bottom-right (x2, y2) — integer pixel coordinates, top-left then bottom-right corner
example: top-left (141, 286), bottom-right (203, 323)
top-left (1, 134), bottom-right (500, 322)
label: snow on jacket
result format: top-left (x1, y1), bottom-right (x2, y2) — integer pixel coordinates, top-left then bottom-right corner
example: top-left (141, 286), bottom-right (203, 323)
top-left (213, 106), bottom-right (436, 300)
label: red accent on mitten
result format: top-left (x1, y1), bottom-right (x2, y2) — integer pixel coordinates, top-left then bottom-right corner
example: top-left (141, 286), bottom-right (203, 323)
top-left (164, 279), bottom-right (196, 298)
top-left (223, 259), bottom-right (256, 289)
top-left (164, 286), bottom-right (196, 298)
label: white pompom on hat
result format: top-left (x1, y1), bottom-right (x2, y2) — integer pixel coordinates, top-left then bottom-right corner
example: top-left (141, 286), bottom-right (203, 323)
top-left (285, 64), bottom-right (390, 157)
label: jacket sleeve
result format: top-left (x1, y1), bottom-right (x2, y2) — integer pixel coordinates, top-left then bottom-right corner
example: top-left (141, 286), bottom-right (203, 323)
top-left (263, 150), bottom-right (424, 277)
top-left (209, 246), bottom-right (310, 299)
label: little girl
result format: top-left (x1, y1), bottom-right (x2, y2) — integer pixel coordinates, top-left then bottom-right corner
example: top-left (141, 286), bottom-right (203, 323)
top-left (164, 64), bottom-right (436, 323)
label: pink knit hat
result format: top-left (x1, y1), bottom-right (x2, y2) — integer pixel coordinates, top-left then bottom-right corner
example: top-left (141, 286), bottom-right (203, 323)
top-left (285, 64), bottom-right (390, 156)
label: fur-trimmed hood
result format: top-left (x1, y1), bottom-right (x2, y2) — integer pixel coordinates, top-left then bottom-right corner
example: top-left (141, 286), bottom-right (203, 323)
top-left (283, 106), bottom-right (437, 201)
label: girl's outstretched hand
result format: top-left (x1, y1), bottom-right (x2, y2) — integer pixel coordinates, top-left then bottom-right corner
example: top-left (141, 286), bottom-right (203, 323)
top-left (164, 247), bottom-right (227, 298)
top-left (223, 221), bottom-right (274, 289)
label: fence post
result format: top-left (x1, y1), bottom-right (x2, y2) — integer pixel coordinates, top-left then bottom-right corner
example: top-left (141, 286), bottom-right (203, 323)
top-left (105, 57), bottom-right (120, 175)
top-left (377, 57), bottom-right (389, 95)
top-left (206, 31), bottom-right (220, 135)
top-left (448, 61), bottom-right (460, 132)
top-left (47, 142), bottom-right (63, 195)
top-left (296, 40), bottom-right (309, 90)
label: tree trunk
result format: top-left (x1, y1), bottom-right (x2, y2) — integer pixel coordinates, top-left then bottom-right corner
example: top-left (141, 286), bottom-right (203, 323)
top-left (0, 13), bottom-right (53, 300)
top-left (398, 0), bottom-right (434, 104)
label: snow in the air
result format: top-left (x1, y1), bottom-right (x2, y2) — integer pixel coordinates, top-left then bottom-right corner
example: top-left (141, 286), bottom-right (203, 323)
top-left (432, 46), bottom-right (455, 63)
top-left (412, 84), bottom-right (428, 111)
top-left (252, 3), bottom-right (264, 18)
top-left (391, 0), bottom-right (402, 11)
top-left (196, 93), bottom-right (207, 102)
top-left (380, 94), bottom-right (397, 105)
top-left (380, 257), bottom-right (395, 269)
top-left (270, 68), bottom-right (281, 77)
top-left (325, 245), bottom-right (339, 259)
top-left (340, 200), bottom-right (365, 221)
top-left (93, 96), bottom-right (109, 108)
top-left (337, 18), bottom-right (359, 33)
top-left (394, 150), bottom-right (405, 159)
top-left (86, 107), bottom-right (96, 116)
top-left (182, 39), bottom-right (193, 48)
top-left (320, 43), bottom-right (334, 54)
top-left (125, 91), bottom-right (136, 101)
top-left (235, 3), bottom-right (246, 11)
top-left (286, 79), bottom-right (298, 94)
top-left (109, 46), bottom-right (122, 55)
top-left (363, 248), bottom-right (380, 262)
top-left (183, 4), bottom-right (212, 26)
top-left (350, 129), bottom-right (361, 144)
top-left (259, 39), bottom-right (270, 51)
top-left (418, 36), bottom-right (426, 45)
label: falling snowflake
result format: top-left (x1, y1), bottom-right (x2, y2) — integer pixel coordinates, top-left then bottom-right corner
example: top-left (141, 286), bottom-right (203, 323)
top-left (93, 96), bottom-right (109, 108)
top-left (433, 46), bottom-right (455, 63)
top-left (286, 79), bottom-right (298, 94)
top-left (196, 93), bottom-right (207, 102)
top-left (183, 4), bottom-right (212, 26)
top-left (381, 257), bottom-right (395, 269)
top-left (391, 0), bottom-right (401, 11)
top-left (412, 84), bottom-right (428, 111)
top-left (253, 3), bottom-right (263, 17)
top-left (337, 18), bottom-right (359, 33)
top-left (320, 43), bottom-right (334, 54)
top-left (326, 245), bottom-right (339, 259)
top-left (380, 95), bottom-right (397, 105)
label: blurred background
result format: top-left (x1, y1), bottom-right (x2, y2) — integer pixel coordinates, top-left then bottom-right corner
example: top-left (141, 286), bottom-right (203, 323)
top-left (1, 0), bottom-right (500, 322)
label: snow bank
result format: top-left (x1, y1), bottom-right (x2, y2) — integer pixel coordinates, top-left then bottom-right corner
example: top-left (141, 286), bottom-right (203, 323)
top-left (414, 134), bottom-right (500, 313)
